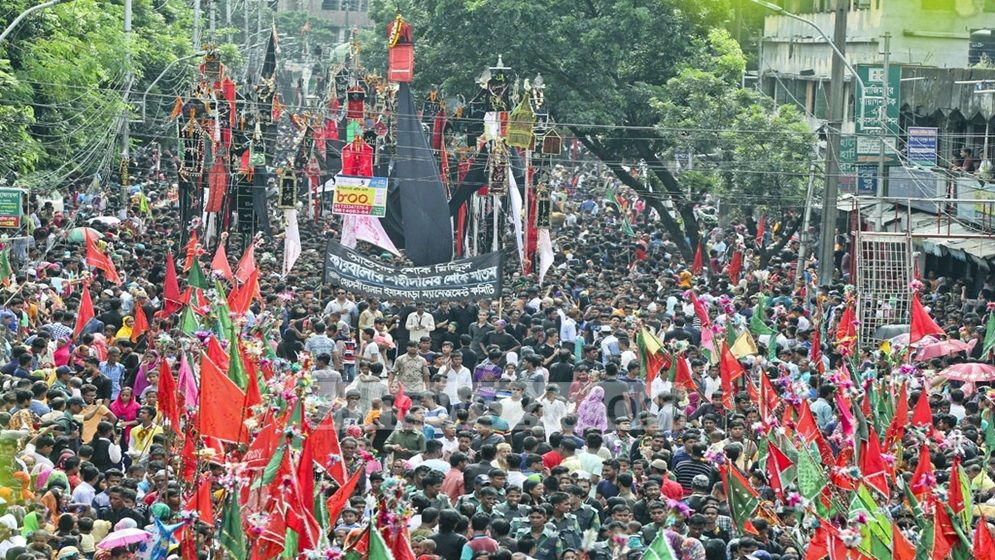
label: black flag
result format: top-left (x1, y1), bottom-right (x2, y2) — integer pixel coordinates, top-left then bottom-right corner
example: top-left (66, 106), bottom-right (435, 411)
top-left (391, 83), bottom-right (453, 265)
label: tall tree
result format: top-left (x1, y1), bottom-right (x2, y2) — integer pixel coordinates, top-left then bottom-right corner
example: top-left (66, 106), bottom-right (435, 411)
top-left (370, 0), bottom-right (731, 259)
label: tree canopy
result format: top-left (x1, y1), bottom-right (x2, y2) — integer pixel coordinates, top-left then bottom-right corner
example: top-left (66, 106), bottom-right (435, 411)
top-left (0, 0), bottom-right (194, 187)
top-left (369, 0), bottom-right (815, 260)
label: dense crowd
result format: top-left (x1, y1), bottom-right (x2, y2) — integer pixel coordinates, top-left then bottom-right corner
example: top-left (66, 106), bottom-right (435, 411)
top-left (0, 148), bottom-right (992, 560)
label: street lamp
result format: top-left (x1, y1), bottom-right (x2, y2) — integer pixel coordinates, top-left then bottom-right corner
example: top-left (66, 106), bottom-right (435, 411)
top-left (0, 0), bottom-right (75, 43)
top-left (750, 0), bottom-right (867, 286)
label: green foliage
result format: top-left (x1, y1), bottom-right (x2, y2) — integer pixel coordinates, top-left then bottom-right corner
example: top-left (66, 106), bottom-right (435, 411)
top-left (367, 0), bottom-right (734, 258)
top-left (0, 0), bottom-right (193, 185)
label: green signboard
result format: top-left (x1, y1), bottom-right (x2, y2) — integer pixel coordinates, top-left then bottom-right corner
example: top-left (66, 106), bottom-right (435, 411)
top-left (0, 189), bottom-right (23, 229)
top-left (840, 135), bottom-right (857, 175)
top-left (856, 64), bottom-right (901, 135)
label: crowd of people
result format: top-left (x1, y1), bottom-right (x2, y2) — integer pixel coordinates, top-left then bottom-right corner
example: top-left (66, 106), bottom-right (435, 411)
top-left (0, 146), bottom-right (992, 560)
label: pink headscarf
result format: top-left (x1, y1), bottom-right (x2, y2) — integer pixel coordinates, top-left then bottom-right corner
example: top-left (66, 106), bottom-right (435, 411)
top-left (575, 386), bottom-right (608, 434)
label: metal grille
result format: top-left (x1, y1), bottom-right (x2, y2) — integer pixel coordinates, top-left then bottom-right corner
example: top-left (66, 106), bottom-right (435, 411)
top-left (855, 232), bottom-right (913, 346)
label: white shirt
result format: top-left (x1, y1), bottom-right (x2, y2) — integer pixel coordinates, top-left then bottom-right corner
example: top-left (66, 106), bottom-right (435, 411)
top-left (405, 311), bottom-right (435, 342)
top-left (558, 312), bottom-right (578, 343)
top-left (704, 375), bottom-right (722, 400)
top-left (441, 364), bottom-right (472, 404)
top-left (620, 350), bottom-right (637, 370)
top-left (361, 340), bottom-right (381, 363)
top-left (540, 396), bottom-right (567, 437)
top-left (498, 396), bottom-right (526, 428)
top-left (72, 480), bottom-right (97, 506)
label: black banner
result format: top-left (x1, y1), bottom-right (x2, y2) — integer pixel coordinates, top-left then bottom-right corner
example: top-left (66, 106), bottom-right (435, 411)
top-left (322, 239), bottom-right (503, 302)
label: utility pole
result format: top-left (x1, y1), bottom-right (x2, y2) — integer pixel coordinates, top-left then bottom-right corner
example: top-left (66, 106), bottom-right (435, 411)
top-left (121, 0), bottom-right (133, 209)
top-left (817, 1), bottom-right (847, 287)
top-left (225, 0), bottom-right (231, 42)
top-left (796, 162), bottom-right (819, 281)
top-left (209, 0), bottom-right (216, 43)
top-left (193, 0), bottom-right (201, 50)
top-left (876, 32), bottom-right (891, 231)
top-left (243, 0), bottom-right (252, 78)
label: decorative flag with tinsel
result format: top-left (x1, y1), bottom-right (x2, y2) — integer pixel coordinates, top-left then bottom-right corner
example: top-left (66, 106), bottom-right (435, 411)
top-left (755, 215), bottom-right (766, 246)
top-left (847, 484), bottom-right (893, 560)
top-left (835, 300), bottom-right (857, 348)
top-left (157, 360), bottom-right (180, 430)
top-left (235, 241), bottom-right (256, 284)
top-left (729, 330), bottom-right (759, 358)
top-left (721, 461), bottom-right (759, 534)
top-left (974, 519), bottom-right (995, 560)
top-left (858, 426), bottom-right (890, 496)
top-left (948, 456), bottom-right (973, 529)
top-left (795, 443), bottom-right (827, 501)
top-left (719, 343), bottom-right (743, 410)
top-left (765, 441), bottom-right (794, 500)
top-left (310, 410), bottom-right (346, 485)
top-left (621, 217), bottom-right (635, 238)
top-left (134, 517), bottom-right (183, 560)
top-left (131, 304), bottom-right (149, 342)
top-left (157, 252), bottom-right (183, 319)
top-left (910, 292), bottom-right (944, 343)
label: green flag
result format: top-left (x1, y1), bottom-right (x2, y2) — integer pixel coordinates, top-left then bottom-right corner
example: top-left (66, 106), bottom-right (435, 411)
top-left (723, 464), bottom-right (759, 533)
top-left (985, 408), bottom-right (995, 461)
top-left (750, 293), bottom-right (775, 335)
top-left (848, 484), bottom-right (892, 559)
top-left (180, 305), bottom-right (200, 335)
top-left (255, 443), bottom-right (287, 489)
top-left (369, 524), bottom-right (396, 560)
top-left (767, 325), bottom-right (779, 361)
top-left (219, 492), bottom-right (247, 560)
top-left (603, 184), bottom-right (618, 208)
top-left (227, 325), bottom-right (247, 390)
top-left (983, 311), bottom-right (995, 358)
top-left (796, 444), bottom-right (827, 501)
top-left (213, 280), bottom-right (234, 337)
top-left (187, 259), bottom-right (208, 289)
top-left (0, 249), bottom-right (11, 282)
top-left (621, 217), bottom-right (635, 237)
top-left (644, 530), bottom-right (678, 560)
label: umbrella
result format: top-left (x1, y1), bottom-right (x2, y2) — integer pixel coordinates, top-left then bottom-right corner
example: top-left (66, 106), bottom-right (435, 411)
top-left (887, 333), bottom-right (939, 348)
top-left (939, 362), bottom-right (995, 383)
top-left (916, 339), bottom-right (976, 361)
top-left (875, 324), bottom-right (910, 341)
top-left (67, 227), bottom-right (102, 243)
top-left (97, 528), bottom-right (151, 549)
top-left (89, 216), bottom-right (120, 226)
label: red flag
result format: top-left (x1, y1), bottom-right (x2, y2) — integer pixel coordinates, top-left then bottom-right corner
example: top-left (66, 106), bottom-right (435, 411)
top-left (859, 426), bottom-right (890, 496)
top-left (766, 441), bottom-right (794, 500)
top-left (911, 391), bottom-right (933, 428)
top-left (157, 360), bottom-right (180, 430)
top-left (296, 425), bottom-right (317, 523)
top-left (325, 462), bottom-right (363, 526)
top-left (244, 410), bottom-right (286, 471)
top-left (185, 474), bottom-right (214, 526)
top-left (910, 292), bottom-right (945, 343)
top-left (835, 302), bottom-right (856, 344)
top-left (206, 159), bottom-right (227, 213)
top-left (164, 251), bottom-right (181, 304)
top-left (131, 303), bottom-right (150, 342)
top-left (809, 326), bottom-right (823, 372)
top-left (893, 524), bottom-right (916, 560)
top-left (974, 519), bottom-right (995, 560)
top-left (690, 291), bottom-right (710, 328)
top-left (395, 383), bottom-right (413, 418)
top-left (73, 282), bottom-right (94, 338)
top-left (229, 268), bottom-right (259, 315)
top-left (84, 229), bottom-right (121, 285)
top-left (211, 242), bottom-right (234, 281)
top-left (758, 370), bottom-right (781, 420)
top-left (718, 346), bottom-right (738, 410)
top-left (310, 411), bottom-right (346, 485)
top-left (235, 243), bottom-right (256, 284)
top-left (755, 216), bottom-right (766, 246)
top-left (183, 231), bottom-right (199, 272)
top-left (795, 400), bottom-right (820, 442)
top-left (205, 336), bottom-right (230, 372)
top-left (198, 353), bottom-right (247, 443)
top-left (932, 501), bottom-right (958, 560)
top-left (948, 455), bottom-right (967, 519)
top-left (727, 250), bottom-right (743, 284)
top-left (910, 443), bottom-right (934, 499)
top-left (691, 241), bottom-right (704, 275)
top-left (885, 382), bottom-right (909, 448)
top-left (241, 346), bottom-right (262, 410)
top-left (674, 355), bottom-right (694, 390)
top-left (180, 433), bottom-right (197, 482)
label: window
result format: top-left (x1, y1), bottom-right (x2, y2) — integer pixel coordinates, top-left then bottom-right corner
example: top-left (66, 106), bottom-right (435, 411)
top-left (321, 0), bottom-right (336, 9)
